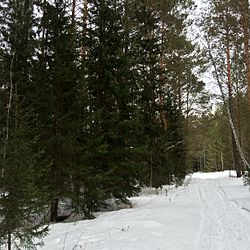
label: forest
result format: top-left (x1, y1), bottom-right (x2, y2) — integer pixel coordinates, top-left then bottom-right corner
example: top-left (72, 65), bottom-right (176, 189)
top-left (0, 0), bottom-right (250, 249)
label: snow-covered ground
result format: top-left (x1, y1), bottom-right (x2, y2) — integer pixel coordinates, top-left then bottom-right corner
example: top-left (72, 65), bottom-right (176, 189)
top-left (36, 171), bottom-right (250, 250)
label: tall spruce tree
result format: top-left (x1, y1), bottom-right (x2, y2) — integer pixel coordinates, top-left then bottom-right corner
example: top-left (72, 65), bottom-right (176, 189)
top-left (31, 0), bottom-right (80, 222)
top-left (78, 0), bottom-right (146, 217)
top-left (0, 0), bottom-right (48, 249)
top-left (130, 0), bottom-right (196, 187)
top-left (129, 0), bottom-right (167, 188)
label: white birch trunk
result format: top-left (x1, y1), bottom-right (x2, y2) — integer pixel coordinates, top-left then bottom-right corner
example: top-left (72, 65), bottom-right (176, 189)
top-left (205, 37), bottom-right (250, 171)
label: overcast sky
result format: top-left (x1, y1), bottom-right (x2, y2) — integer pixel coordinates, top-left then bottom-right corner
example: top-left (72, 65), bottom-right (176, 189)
top-left (192, 0), bottom-right (221, 108)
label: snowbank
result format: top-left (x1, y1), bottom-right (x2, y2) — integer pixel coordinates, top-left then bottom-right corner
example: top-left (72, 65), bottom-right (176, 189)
top-left (192, 170), bottom-right (236, 179)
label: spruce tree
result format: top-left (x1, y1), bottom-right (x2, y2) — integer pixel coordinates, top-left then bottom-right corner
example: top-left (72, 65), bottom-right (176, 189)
top-left (78, 0), bottom-right (147, 216)
top-left (31, 0), bottom-right (80, 222)
top-left (129, 0), bottom-right (194, 187)
top-left (0, 0), bottom-right (49, 249)
top-left (131, 0), bottom-right (166, 188)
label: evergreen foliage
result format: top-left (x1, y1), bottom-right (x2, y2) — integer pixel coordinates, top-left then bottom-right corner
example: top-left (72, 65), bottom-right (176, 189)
top-left (0, 1), bottom-right (49, 249)
top-left (0, 0), bottom-right (205, 248)
top-left (200, 0), bottom-right (250, 177)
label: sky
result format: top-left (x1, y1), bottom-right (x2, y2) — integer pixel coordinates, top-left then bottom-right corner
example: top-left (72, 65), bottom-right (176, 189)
top-left (191, 0), bottom-right (221, 109)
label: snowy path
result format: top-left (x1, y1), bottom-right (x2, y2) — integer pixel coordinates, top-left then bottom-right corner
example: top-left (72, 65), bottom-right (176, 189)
top-left (197, 179), bottom-right (250, 250)
top-left (35, 171), bottom-right (250, 250)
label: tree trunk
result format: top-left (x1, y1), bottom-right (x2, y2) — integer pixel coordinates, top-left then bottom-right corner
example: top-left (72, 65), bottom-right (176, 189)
top-left (241, 0), bottom-right (250, 111)
top-left (236, 76), bottom-right (243, 148)
top-left (203, 148), bottom-right (206, 171)
top-left (41, 0), bottom-right (47, 63)
top-left (7, 231), bottom-right (11, 250)
top-left (149, 153), bottom-right (153, 187)
top-left (73, 174), bottom-right (80, 200)
top-left (50, 198), bottom-right (59, 222)
top-left (206, 34), bottom-right (250, 173)
top-left (186, 81), bottom-right (190, 134)
top-left (83, 0), bottom-right (88, 35)
top-left (159, 23), bottom-right (167, 129)
top-left (232, 132), bottom-right (242, 177)
top-left (2, 54), bottom-right (15, 178)
top-left (80, 0), bottom-right (88, 56)
top-left (234, 47), bottom-right (243, 148)
top-left (239, 0), bottom-right (250, 168)
top-left (225, 26), bottom-right (242, 177)
top-left (220, 151), bottom-right (224, 171)
top-left (72, 0), bottom-right (76, 27)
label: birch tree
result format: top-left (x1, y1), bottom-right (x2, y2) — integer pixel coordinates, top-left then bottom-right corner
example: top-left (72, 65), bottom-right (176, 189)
top-left (201, 0), bottom-right (250, 177)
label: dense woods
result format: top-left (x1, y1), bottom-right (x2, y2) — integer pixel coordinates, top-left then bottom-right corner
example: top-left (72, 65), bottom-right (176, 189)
top-left (201, 0), bottom-right (250, 176)
top-left (0, 0), bottom-right (250, 249)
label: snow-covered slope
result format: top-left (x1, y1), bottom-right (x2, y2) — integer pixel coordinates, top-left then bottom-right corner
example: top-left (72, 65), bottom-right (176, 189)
top-left (36, 171), bottom-right (250, 250)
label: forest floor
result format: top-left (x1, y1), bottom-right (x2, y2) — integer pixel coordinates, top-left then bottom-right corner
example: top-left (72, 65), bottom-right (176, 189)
top-left (36, 171), bottom-right (250, 250)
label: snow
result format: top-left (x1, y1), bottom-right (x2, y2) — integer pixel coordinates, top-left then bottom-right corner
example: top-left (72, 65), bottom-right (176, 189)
top-left (192, 170), bottom-right (237, 179)
top-left (34, 171), bottom-right (250, 250)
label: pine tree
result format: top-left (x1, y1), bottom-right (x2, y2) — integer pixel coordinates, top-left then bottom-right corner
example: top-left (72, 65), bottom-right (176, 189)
top-left (201, 0), bottom-right (250, 176)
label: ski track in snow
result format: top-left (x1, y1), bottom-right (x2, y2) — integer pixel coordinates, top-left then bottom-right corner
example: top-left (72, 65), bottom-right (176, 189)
top-left (197, 179), bottom-right (250, 250)
top-left (26, 171), bottom-right (250, 250)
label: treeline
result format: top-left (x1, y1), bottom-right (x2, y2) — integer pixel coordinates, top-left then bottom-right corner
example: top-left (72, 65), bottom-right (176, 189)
top-left (0, 0), bottom-right (204, 248)
top-left (195, 0), bottom-right (250, 177)
top-left (187, 98), bottom-right (250, 174)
